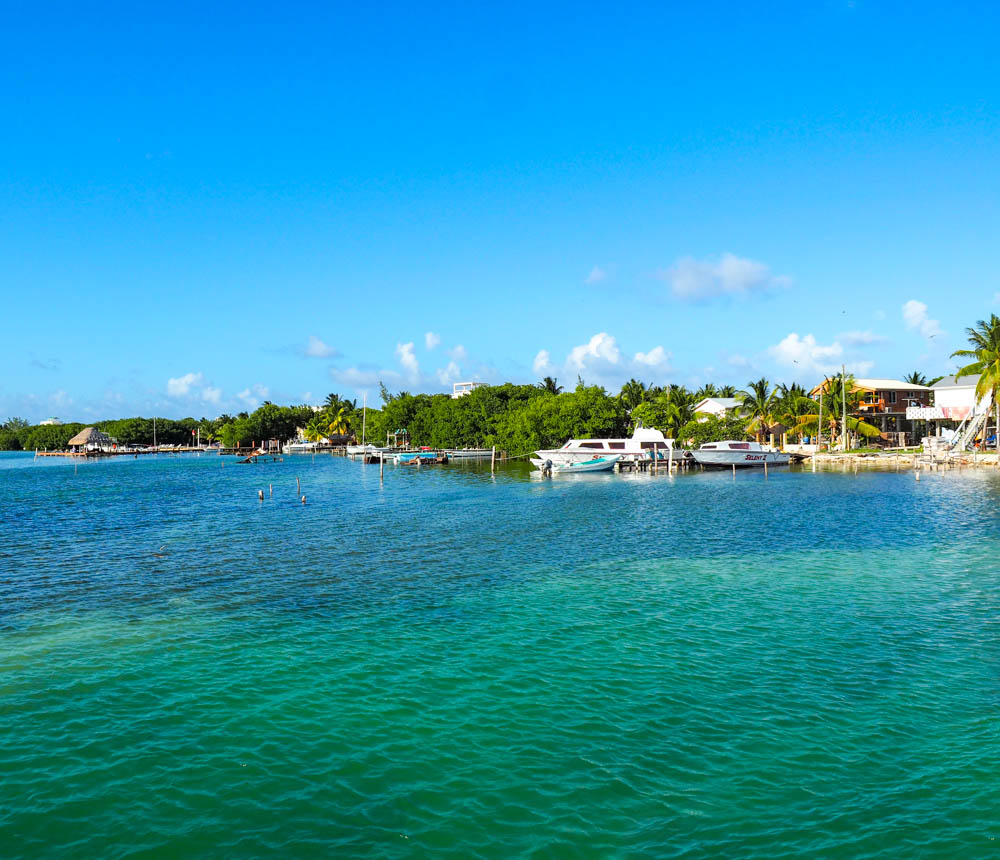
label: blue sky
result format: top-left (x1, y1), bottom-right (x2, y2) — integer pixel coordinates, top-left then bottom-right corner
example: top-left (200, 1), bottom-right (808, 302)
top-left (2, 1), bottom-right (998, 421)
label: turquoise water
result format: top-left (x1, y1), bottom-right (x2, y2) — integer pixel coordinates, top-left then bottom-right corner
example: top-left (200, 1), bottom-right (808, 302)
top-left (3, 451), bottom-right (1000, 857)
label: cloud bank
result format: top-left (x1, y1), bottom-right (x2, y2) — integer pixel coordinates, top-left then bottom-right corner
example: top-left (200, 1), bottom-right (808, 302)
top-left (664, 253), bottom-right (791, 301)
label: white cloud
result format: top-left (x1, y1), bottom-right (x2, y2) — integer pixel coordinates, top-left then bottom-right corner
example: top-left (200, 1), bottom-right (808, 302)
top-left (633, 345), bottom-right (670, 367)
top-left (329, 367), bottom-right (388, 388)
top-left (449, 344), bottom-right (468, 362)
top-left (167, 372), bottom-right (204, 397)
top-left (585, 265), bottom-right (607, 285)
top-left (768, 333), bottom-right (845, 375)
top-left (664, 253), bottom-right (791, 301)
top-left (305, 335), bottom-right (336, 358)
top-left (727, 353), bottom-right (750, 368)
top-left (435, 361), bottom-right (462, 385)
top-left (237, 384), bottom-right (270, 408)
top-left (567, 332), bottom-right (621, 372)
top-left (533, 350), bottom-right (552, 374)
top-left (425, 331), bottom-right (441, 350)
top-left (395, 342), bottom-right (420, 381)
top-left (201, 386), bottom-right (222, 405)
top-left (840, 330), bottom-right (889, 347)
top-left (902, 300), bottom-right (944, 340)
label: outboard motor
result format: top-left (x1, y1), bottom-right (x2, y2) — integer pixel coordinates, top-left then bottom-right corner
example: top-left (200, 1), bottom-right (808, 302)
top-left (542, 458), bottom-right (553, 476)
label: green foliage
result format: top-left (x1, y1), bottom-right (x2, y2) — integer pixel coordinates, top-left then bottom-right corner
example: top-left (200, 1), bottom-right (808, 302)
top-left (679, 415), bottom-right (752, 447)
top-left (20, 423), bottom-right (86, 451)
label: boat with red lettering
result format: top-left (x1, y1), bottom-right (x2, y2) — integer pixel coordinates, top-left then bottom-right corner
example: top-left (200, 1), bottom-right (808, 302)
top-left (691, 440), bottom-right (790, 468)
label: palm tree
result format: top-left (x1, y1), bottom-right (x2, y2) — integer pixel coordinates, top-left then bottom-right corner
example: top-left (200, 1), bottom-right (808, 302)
top-left (303, 415), bottom-right (328, 443)
top-left (718, 384), bottom-right (737, 397)
top-left (790, 374), bottom-right (880, 449)
top-left (695, 383), bottom-right (718, 399)
top-left (739, 378), bottom-right (777, 442)
top-left (952, 317), bottom-right (1000, 459)
top-left (619, 378), bottom-right (647, 413)
top-left (962, 314), bottom-right (1000, 351)
top-left (326, 406), bottom-right (353, 437)
top-left (537, 376), bottom-right (563, 395)
top-left (904, 371), bottom-right (928, 386)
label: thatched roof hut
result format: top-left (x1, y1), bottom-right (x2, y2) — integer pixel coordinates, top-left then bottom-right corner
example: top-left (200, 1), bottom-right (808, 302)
top-left (67, 427), bottom-right (112, 449)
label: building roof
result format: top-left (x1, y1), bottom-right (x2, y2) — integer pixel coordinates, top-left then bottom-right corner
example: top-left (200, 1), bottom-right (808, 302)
top-left (695, 397), bottom-right (741, 411)
top-left (931, 374), bottom-right (979, 389)
top-left (852, 378), bottom-right (933, 391)
top-left (67, 427), bottom-right (111, 446)
top-left (810, 377), bottom-right (933, 396)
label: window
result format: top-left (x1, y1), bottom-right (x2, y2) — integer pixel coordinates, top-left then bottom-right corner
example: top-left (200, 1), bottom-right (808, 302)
top-left (731, 443), bottom-right (750, 450)
top-left (608, 442), bottom-right (625, 450)
top-left (640, 441), bottom-right (669, 450)
top-left (580, 442), bottom-right (604, 449)
top-left (888, 391), bottom-right (897, 404)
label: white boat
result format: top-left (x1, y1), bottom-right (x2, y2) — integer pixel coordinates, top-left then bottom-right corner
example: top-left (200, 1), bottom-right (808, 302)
top-left (690, 440), bottom-right (790, 468)
top-left (532, 421), bottom-right (672, 468)
top-left (346, 443), bottom-right (384, 455)
top-left (283, 439), bottom-right (319, 453)
top-left (443, 448), bottom-right (493, 460)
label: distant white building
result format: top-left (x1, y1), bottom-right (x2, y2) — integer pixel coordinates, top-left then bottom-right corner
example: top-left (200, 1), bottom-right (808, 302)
top-left (452, 382), bottom-right (486, 399)
top-left (693, 397), bottom-right (741, 421)
top-left (39, 417), bottom-right (62, 426)
top-left (910, 375), bottom-right (990, 422)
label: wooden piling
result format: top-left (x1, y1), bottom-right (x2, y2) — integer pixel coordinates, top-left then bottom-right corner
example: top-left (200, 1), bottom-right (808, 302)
top-left (380, 451), bottom-right (384, 480)
top-left (296, 476), bottom-right (301, 495)
top-left (491, 446), bottom-right (496, 473)
top-left (764, 461), bottom-right (768, 478)
top-left (258, 489), bottom-right (264, 501)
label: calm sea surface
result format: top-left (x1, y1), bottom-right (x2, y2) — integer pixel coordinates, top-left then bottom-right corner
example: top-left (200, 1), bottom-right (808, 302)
top-left (2, 451), bottom-right (1000, 858)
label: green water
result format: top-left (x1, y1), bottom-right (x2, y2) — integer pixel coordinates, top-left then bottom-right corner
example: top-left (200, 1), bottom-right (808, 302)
top-left (2, 452), bottom-right (1000, 857)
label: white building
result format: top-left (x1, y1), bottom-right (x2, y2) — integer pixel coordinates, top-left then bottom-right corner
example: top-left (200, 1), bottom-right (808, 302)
top-left (914, 375), bottom-right (990, 421)
top-left (451, 381), bottom-right (486, 399)
top-left (693, 397), bottom-right (741, 421)
top-left (39, 417), bottom-right (62, 426)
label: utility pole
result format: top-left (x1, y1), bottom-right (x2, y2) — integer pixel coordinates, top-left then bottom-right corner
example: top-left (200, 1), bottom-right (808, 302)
top-left (841, 364), bottom-right (848, 452)
top-left (818, 388), bottom-right (824, 453)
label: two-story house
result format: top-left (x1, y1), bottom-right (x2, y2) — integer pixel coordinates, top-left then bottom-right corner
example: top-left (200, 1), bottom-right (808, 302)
top-left (810, 378), bottom-right (933, 443)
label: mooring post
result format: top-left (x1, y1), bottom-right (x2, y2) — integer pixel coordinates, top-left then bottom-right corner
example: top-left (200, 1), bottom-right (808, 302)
top-left (491, 445), bottom-right (496, 473)
top-left (732, 463), bottom-right (736, 479)
top-left (296, 476), bottom-right (301, 496)
top-left (764, 461), bottom-right (768, 478)
top-left (258, 489), bottom-right (264, 501)
top-left (380, 451), bottom-right (384, 480)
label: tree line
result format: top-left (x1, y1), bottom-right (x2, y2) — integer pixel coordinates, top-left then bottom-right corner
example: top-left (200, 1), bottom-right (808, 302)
top-left (5, 312), bottom-right (997, 454)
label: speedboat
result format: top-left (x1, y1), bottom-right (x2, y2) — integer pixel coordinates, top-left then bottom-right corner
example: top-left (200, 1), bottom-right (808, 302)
top-left (691, 440), bottom-right (790, 468)
top-left (532, 421), bottom-right (672, 468)
top-left (394, 451), bottom-right (449, 465)
top-left (534, 455), bottom-right (621, 473)
top-left (443, 448), bottom-right (493, 460)
top-left (283, 439), bottom-right (319, 453)
top-left (346, 443), bottom-right (387, 455)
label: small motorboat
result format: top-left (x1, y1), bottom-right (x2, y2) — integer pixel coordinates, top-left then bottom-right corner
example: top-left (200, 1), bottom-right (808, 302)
top-left (531, 455), bottom-right (621, 473)
top-left (394, 451), bottom-right (450, 465)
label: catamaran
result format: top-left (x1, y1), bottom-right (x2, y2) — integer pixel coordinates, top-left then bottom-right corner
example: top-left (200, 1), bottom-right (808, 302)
top-left (530, 422), bottom-right (673, 469)
top-left (690, 440), bottom-right (790, 468)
